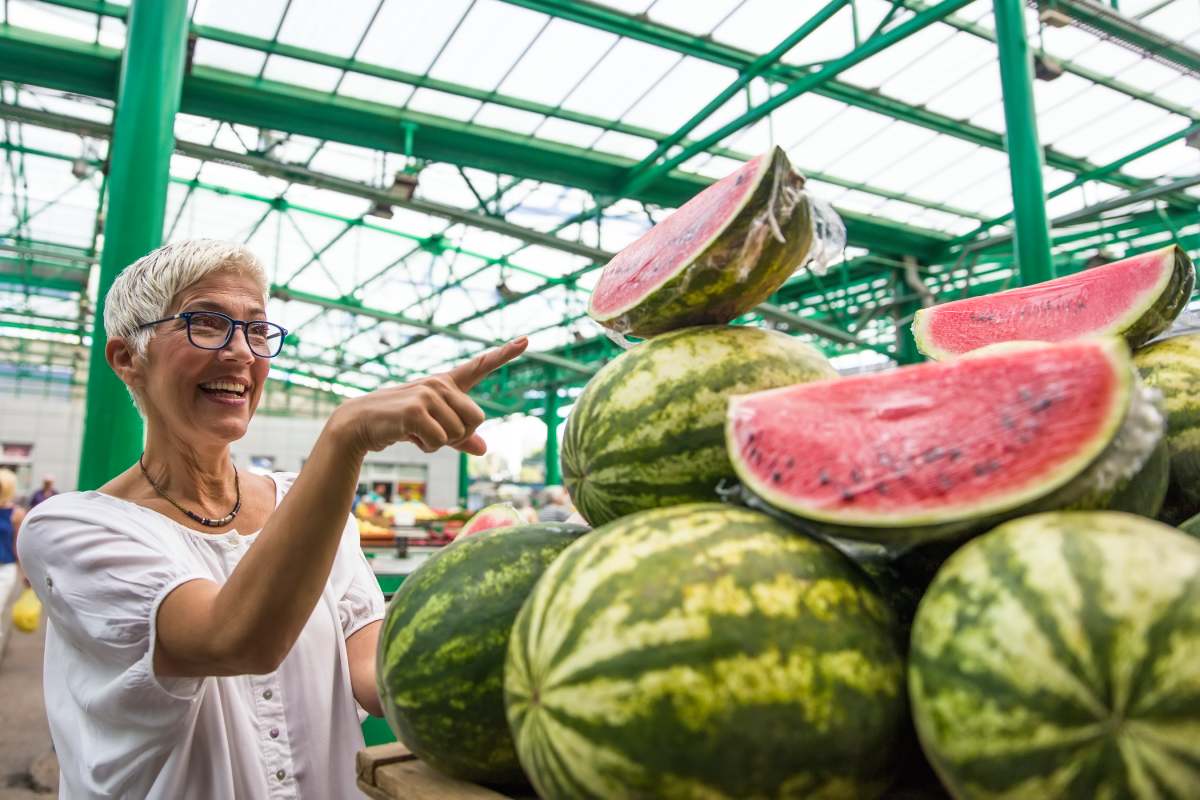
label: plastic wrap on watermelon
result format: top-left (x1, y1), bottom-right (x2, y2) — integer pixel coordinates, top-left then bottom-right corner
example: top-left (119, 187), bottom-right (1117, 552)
top-left (588, 147), bottom-right (829, 338)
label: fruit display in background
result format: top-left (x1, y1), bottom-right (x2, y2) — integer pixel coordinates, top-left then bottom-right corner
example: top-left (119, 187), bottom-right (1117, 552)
top-left (376, 522), bottom-right (589, 786)
top-left (505, 504), bottom-right (907, 799)
top-left (588, 147), bottom-right (814, 338)
top-left (912, 246), bottom-right (1194, 361)
top-left (1134, 332), bottom-right (1200, 524)
top-left (457, 502), bottom-right (522, 537)
top-left (562, 325), bottom-right (836, 526)
top-left (726, 338), bottom-right (1164, 550)
top-left (909, 511), bottom-right (1200, 798)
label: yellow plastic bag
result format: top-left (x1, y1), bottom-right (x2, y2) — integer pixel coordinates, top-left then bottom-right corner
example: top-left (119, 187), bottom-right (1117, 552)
top-left (12, 586), bottom-right (41, 633)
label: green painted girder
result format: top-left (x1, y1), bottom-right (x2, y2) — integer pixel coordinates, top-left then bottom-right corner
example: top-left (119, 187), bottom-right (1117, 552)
top-left (500, 0), bottom-right (1165, 199)
top-left (1039, 0), bottom-right (1200, 76)
top-left (0, 25), bottom-right (951, 258)
top-left (901, 0), bottom-right (1197, 121)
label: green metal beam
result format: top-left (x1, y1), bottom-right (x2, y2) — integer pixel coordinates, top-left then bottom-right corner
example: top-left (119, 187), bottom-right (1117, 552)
top-left (1038, 0), bottom-right (1200, 76)
top-left (77, 0), bottom-right (188, 489)
top-left (994, 0), bottom-right (1054, 285)
top-left (501, 0), bottom-right (1166, 199)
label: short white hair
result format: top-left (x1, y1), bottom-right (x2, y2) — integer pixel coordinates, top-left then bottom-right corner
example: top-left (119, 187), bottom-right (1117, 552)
top-left (103, 239), bottom-right (269, 413)
top-left (104, 239), bottom-right (269, 351)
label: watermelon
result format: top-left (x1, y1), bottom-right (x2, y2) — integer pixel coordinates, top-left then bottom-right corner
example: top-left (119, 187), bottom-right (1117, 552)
top-left (909, 511), bottom-right (1200, 798)
top-left (588, 147), bottom-right (813, 338)
top-left (504, 504), bottom-right (906, 799)
top-left (1135, 332), bottom-right (1200, 524)
top-left (458, 502), bottom-right (522, 537)
top-left (727, 338), bottom-right (1165, 549)
top-left (562, 324), bottom-right (836, 526)
top-left (912, 246), bottom-right (1194, 361)
top-left (375, 522), bottom-right (588, 785)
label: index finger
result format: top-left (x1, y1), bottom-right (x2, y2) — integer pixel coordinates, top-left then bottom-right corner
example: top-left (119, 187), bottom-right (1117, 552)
top-left (445, 337), bottom-right (528, 391)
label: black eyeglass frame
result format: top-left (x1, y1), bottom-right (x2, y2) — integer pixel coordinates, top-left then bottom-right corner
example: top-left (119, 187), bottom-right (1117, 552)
top-left (137, 310), bottom-right (288, 359)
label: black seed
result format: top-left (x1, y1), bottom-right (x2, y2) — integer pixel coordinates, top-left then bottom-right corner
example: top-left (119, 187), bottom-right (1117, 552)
top-left (1033, 397), bottom-right (1053, 413)
top-left (876, 481), bottom-right (888, 495)
top-left (772, 472), bottom-right (783, 484)
top-left (1019, 388), bottom-right (1033, 403)
top-left (937, 474), bottom-right (955, 491)
top-left (973, 462), bottom-right (987, 477)
top-left (922, 447), bottom-right (942, 463)
top-left (948, 448), bottom-right (962, 461)
top-left (818, 469), bottom-right (831, 486)
top-left (748, 432), bottom-right (756, 443)
top-left (850, 468), bottom-right (862, 484)
top-left (841, 489), bottom-right (855, 503)
top-left (785, 457), bottom-right (795, 469)
top-left (1001, 413), bottom-right (1016, 430)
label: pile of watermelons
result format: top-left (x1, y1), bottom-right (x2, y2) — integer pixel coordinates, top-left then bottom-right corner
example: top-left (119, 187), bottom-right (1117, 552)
top-left (377, 148), bottom-right (1200, 799)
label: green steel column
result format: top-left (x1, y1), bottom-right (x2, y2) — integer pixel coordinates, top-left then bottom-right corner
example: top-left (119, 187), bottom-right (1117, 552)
top-left (458, 451), bottom-right (470, 508)
top-left (544, 387), bottom-right (561, 486)
top-left (993, 0), bottom-right (1054, 285)
top-left (77, 0), bottom-right (189, 489)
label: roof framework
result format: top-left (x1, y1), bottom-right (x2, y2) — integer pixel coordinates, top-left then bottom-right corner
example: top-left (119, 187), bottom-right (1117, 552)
top-left (0, 0), bottom-right (1197, 422)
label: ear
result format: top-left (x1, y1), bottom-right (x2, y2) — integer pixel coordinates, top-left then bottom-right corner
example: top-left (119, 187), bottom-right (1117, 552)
top-left (106, 337), bottom-right (143, 389)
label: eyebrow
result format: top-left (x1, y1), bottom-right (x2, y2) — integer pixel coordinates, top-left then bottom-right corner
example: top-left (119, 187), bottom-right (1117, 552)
top-left (184, 300), bottom-right (268, 318)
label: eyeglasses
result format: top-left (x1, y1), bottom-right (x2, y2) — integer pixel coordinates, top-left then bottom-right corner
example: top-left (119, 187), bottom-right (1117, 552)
top-left (138, 310), bottom-right (288, 359)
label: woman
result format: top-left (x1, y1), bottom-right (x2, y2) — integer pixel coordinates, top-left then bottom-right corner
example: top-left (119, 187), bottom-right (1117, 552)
top-left (17, 240), bottom-right (526, 799)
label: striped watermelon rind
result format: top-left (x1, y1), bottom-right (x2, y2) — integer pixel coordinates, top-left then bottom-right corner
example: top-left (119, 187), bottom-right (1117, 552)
top-left (375, 522), bottom-right (588, 785)
top-left (562, 325), bottom-right (836, 526)
top-left (588, 147), bottom-right (813, 338)
top-left (1135, 331), bottom-right (1200, 524)
top-left (909, 511), bottom-right (1200, 798)
top-left (505, 503), bottom-right (907, 799)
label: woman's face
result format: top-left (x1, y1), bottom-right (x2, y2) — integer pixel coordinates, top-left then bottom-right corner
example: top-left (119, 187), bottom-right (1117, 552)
top-left (136, 270), bottom-right (272, 445)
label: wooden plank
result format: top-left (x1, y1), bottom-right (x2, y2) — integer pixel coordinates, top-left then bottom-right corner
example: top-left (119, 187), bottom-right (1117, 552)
top-left (356, 745), bottom-right (514, 800)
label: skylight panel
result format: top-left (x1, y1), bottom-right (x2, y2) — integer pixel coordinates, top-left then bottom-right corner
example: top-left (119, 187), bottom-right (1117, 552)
top-left (560, 39), bottom-right (682, 119)
top-left (495, 19), bottom-right (618, 106)
top-left (1084, 113), bottom-right (1192, 166)
top-left (819, 122), bottom-right (938, 184)
top-left (923, 60), bottom-right (1001, 121)
top-left (1114, 56), bottom-right (1188, 93)
top-left (1038, 84), bottom-right (1137, 144)
top-left (840, 24), bottom-right (957, 90)
top-left (782, 5), bottom-right (860, 69)
top-left (1141, 3), bottom-right (1198, 38)
top-left (1067, 38), bottom-right (1148, 76)
top-left (1054, 105), bottom-right (1175, 162)
top-left (1122, 139), bottom-right (1199, 179)
top-left (713, 0), bottom-right (832, 56)
top-left (192, 0), bottom-right (291, 39)
top-left (337, 73), bottom-right (414, 107)
top-left (283, 183), bottom-right (372, 218)
top-left (878, 35), bottom-right (996, 107)
top-left (261, 55), bottom-right (345, 92)
top-left (692, 154), bottom-right (748, 180)
top-left (98, 15), bottom-right (125, 49)
top-left (535, 117), bottom-right (606, 149)
top-left (426, 0), bottom-right (549, 92)
top-left (1150, 75), bottom-right (1200, 108)
top-left (621, 57), bottom-right (738, 132)
top-left (355, 0), bottom-right (473, 75)
top-left (406, 88), bottom-right (483, 122)
top-left (276, 0), bottom-right (383, 55)
top-left (645, 0), bottom-right (745, 36)
top-left (471, 104), bottom-right (545, 135)
top-left (192, 39), bottom-right (269, 76)
top-left (594, 0), bottom-right (655, 13)
top-left (591, 131), bottom-right (657, 160)
top-left (5, 2), bottom-right (99, 42)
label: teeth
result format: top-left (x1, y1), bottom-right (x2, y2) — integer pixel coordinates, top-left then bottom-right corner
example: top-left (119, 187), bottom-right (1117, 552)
top-left (201, 381), bottom-right (247, 395)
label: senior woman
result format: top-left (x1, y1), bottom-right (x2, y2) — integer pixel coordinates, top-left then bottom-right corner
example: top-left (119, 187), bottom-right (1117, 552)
top-left (17, 240), bottom-right (526, 799)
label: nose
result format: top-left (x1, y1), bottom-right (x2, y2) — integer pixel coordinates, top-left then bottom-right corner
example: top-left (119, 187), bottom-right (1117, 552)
top-left (219, 324), bottom-right (256, 362)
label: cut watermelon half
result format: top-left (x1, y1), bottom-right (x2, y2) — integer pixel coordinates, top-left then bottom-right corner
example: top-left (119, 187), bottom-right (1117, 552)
top-left (588, 147), bottom-right (813, 338)
top-left (912, 246), bottom-right (1194, 361)
top-left (458, 503), bottom-right (522, 537)
top-left (727, 338), bottom-right (1141, 535)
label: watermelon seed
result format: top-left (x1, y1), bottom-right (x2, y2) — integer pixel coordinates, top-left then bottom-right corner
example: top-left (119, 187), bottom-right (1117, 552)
top-left (772, 472), bottom-right (783, 484)
top-left (785, 457), bottom-right (795, 469)
top-left (748, 432), bottom-right (757, 443)
top-left (818, 469), bottom-right (831, 486)
top-left (1001, 413), bottom-right (1016, 430)
top-left (922, 447), bottom-right (942, 463)
top-left (850, 468), bottom-right (862, 483)
top-left (948, 448), bottom-right (962, 461)
top-left (1033, 397), bottom-right (1053, 412)
top-left (1019, 388), bottom-right (1033, 402)
top-left (937, 474), bottom-right (955, 492)
top-left (841, 489), bottom-right (855, 503)
top-left (876, 481), bottom-right (888, 495)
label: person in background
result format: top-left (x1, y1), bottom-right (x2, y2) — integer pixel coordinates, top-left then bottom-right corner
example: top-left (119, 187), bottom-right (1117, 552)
top-left (537, 485), bottom-right (572, 523)
top-left (28, 474), bottom-right (57, 508)
top-left (0, 468), bottom-right (26, 567)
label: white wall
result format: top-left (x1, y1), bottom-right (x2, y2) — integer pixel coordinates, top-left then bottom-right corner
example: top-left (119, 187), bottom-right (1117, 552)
top-left (0, 396), bottom-right (460, 507)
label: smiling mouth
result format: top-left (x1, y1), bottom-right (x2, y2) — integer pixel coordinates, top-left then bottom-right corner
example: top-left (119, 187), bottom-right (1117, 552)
top-left (199, 381), bottom-right (248, 398)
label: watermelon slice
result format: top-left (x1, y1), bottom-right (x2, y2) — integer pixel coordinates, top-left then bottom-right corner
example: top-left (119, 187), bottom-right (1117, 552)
top-left (726, 338), bottom-right (1164, 548)
top-left (588, 147), bottom-right (813, 338)
top-left (458, 503), bottom-right (522, 537)
top-left (912, 246), bottom-right (1194, 361)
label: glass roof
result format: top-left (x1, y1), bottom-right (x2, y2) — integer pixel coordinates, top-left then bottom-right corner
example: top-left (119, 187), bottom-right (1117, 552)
top-left (1, 0), bottom-right (1197, 410)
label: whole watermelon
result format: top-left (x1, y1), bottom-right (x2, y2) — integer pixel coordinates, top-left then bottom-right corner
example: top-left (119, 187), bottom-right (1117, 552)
top-left (504, 504), bottom-right (907, 799)
top-left (910, 511), bottom-right (1200, 798)
top-left (1135, 332), bottom-right (1200, 523)
top-left (562, 325), bottom-right (836, 526)
top-left (375, 522), bottom-right (588, 785)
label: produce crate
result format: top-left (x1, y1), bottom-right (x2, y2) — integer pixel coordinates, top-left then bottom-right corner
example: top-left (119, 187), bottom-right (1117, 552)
top-left (357, 743), bottom-right (529, 799)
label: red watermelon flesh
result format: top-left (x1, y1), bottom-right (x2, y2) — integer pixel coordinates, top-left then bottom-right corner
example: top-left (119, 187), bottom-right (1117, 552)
top-left (590, 155), bottom-right (763, 317)
top-left (727, 339), bottom-right (1132, 527)
top-left (912, 246), bottom-right (1193, 361)
top-left (459, 503), bottom-right (522, 537)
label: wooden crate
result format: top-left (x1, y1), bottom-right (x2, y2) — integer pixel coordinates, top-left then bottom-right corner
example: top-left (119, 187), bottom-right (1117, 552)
top-left (357, 743), bottom-right (521, 800)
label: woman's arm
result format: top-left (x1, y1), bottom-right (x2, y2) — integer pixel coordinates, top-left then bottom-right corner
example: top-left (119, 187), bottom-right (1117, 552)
top-left (347, 620), bottom-right (384, 717)
top-left (154, 339), bottom-right (527, 678)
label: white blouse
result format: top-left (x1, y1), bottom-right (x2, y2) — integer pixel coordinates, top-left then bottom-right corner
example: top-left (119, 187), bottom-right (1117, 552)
top-left (17, 472), bottom-right (386, 800)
